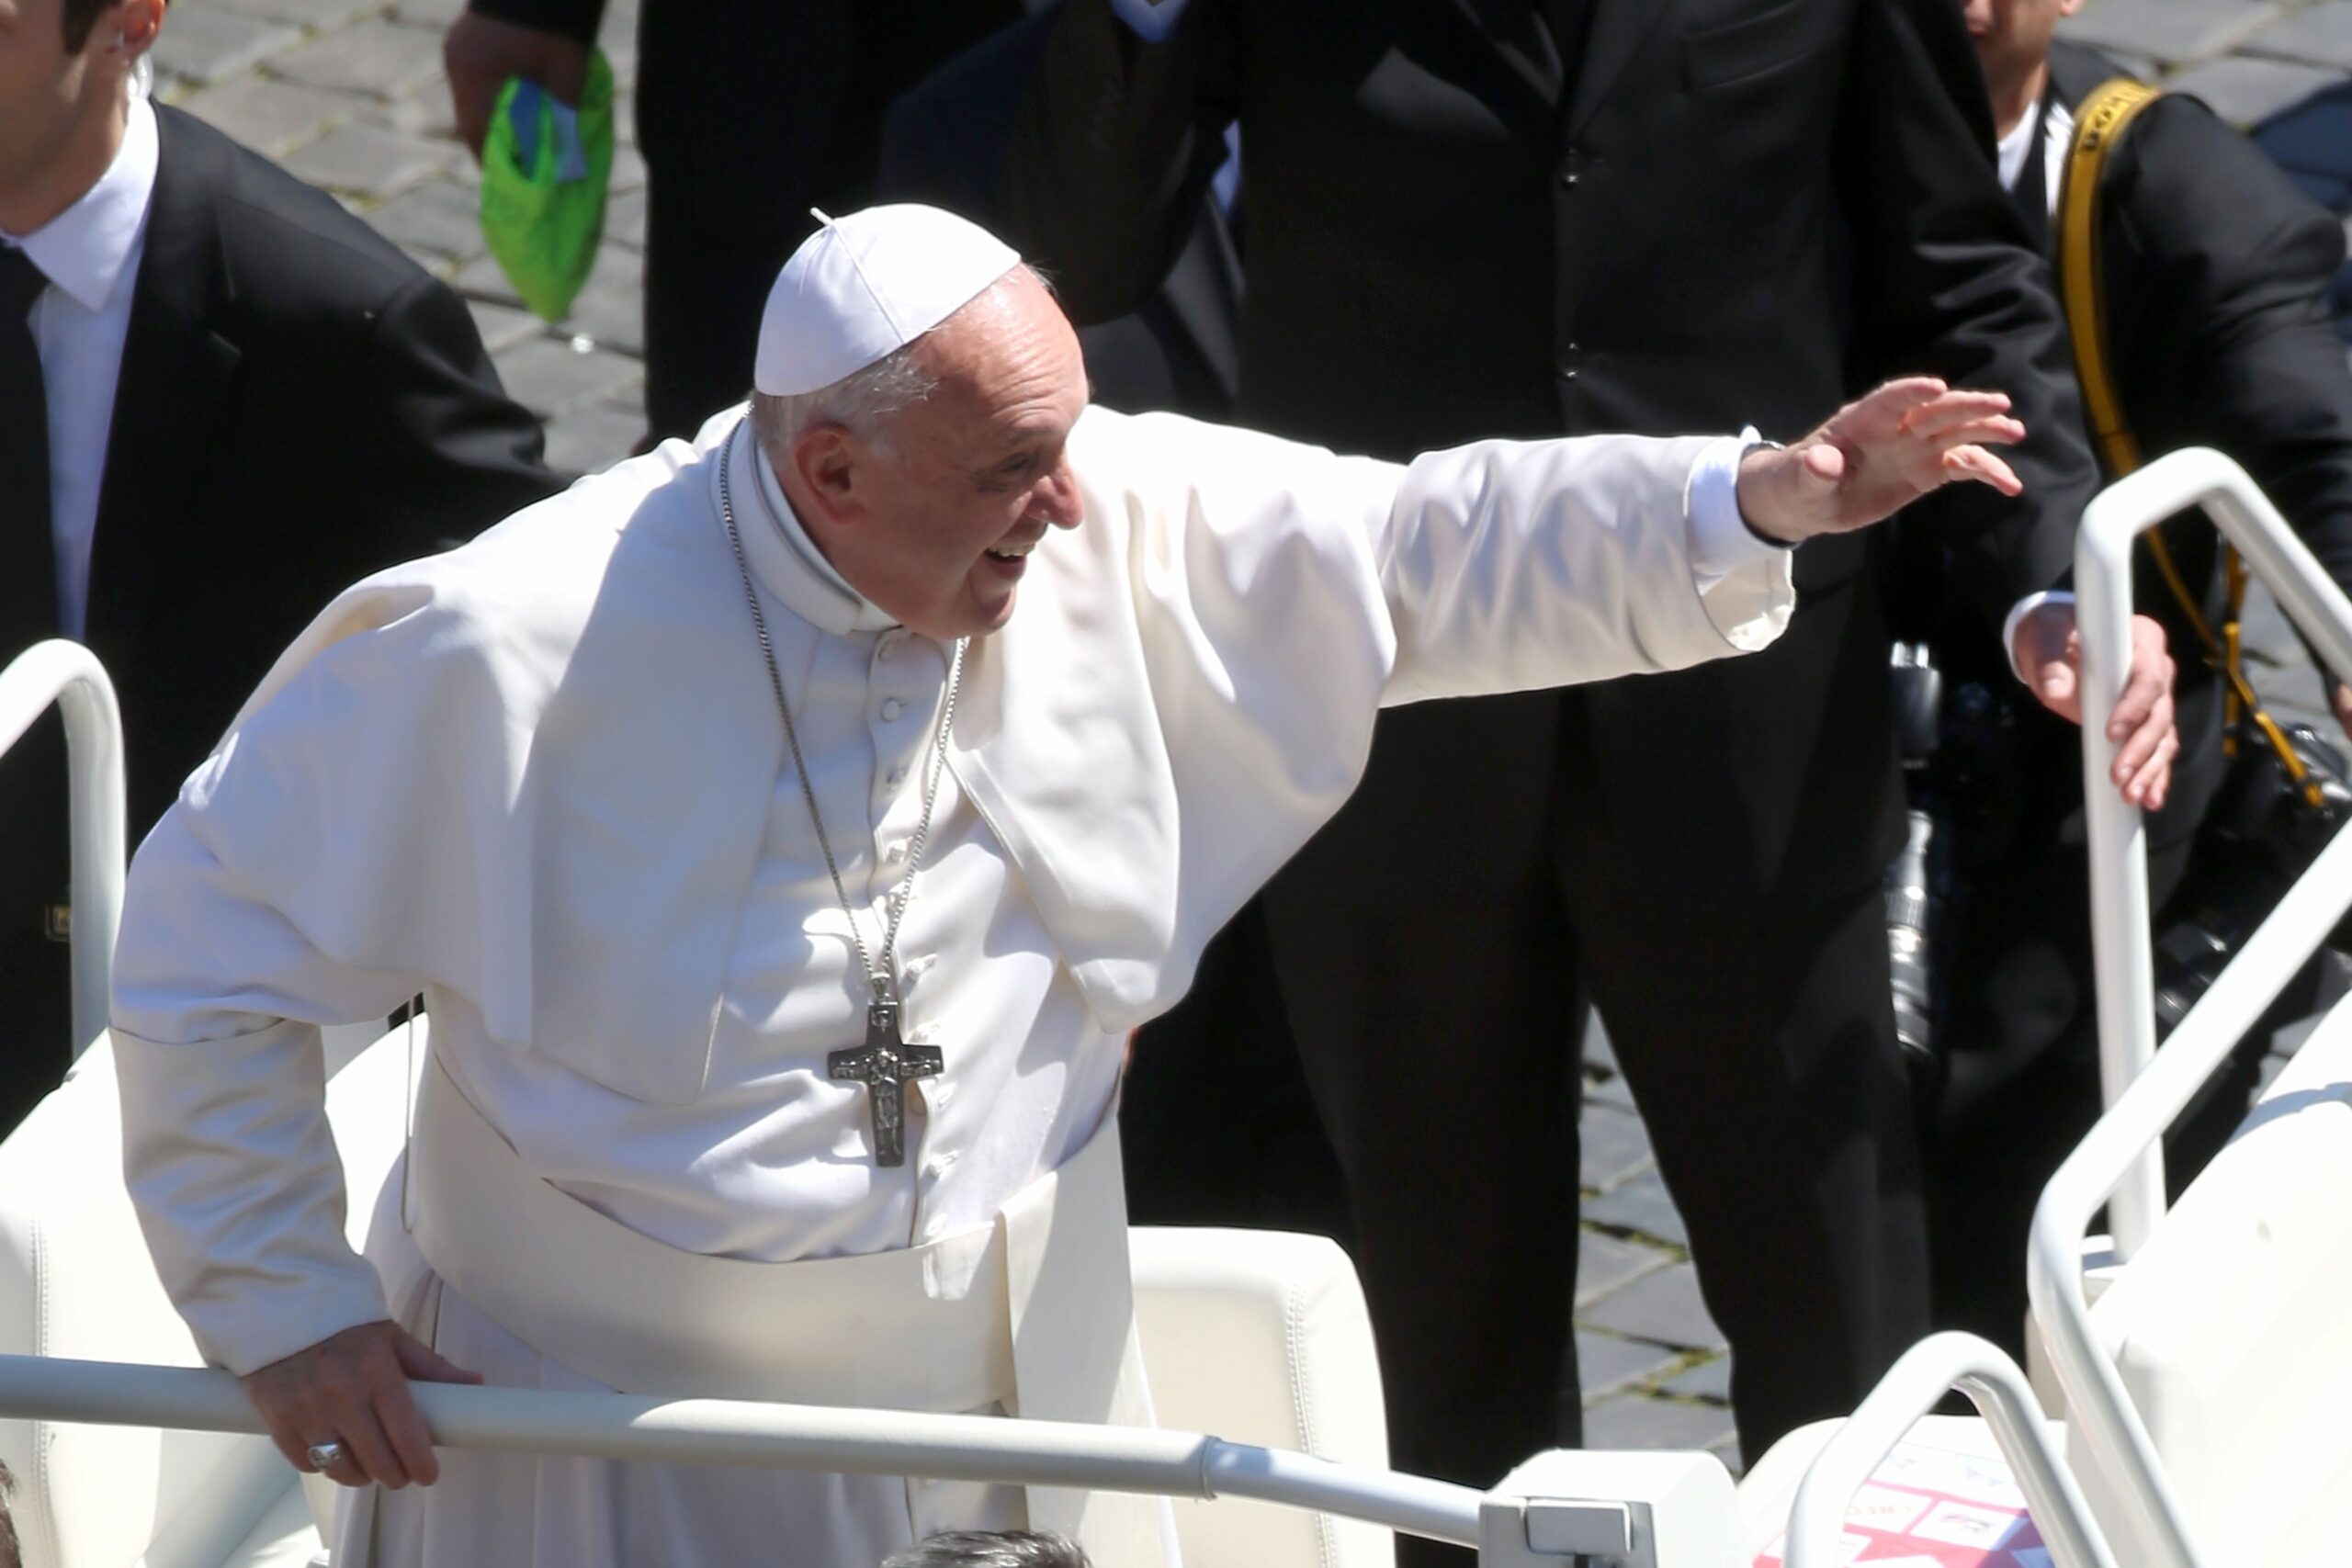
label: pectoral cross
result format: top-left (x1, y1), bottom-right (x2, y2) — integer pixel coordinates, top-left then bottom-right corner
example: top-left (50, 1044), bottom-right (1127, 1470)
top-left (828, 997), bottom-right (944, 1167)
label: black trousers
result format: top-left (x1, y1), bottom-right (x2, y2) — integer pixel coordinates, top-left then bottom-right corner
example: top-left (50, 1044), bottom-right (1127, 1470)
top-left (1125, 640), bottom-right (1928, 1567)
top-left (1925, 829), bottom-right (2289, 1356)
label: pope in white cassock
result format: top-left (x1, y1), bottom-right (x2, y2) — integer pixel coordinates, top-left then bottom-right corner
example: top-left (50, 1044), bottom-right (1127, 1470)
top-left (109, 204), bottom-right (2031, 1568)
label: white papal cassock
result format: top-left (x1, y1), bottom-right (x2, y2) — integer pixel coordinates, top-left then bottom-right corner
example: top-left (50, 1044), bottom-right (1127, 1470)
top-left (111, 403), bottom-right (1793, 1568)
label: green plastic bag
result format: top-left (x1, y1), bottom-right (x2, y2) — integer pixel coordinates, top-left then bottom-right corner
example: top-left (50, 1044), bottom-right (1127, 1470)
top-left (481, 50), bottom-right (615, 323)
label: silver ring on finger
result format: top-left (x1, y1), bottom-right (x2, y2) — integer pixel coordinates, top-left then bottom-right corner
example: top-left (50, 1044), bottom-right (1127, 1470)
top-left (306, 1439), bottom-right (345, 1472)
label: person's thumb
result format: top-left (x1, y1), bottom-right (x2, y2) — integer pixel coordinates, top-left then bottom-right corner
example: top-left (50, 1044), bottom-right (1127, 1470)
top-left (2034, 657), bottom-right (2081, 723)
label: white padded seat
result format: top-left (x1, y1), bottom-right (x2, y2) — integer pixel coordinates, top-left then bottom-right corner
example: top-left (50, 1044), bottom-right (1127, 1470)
top-left (2076, 993), bottom-right (2352, 1565)
top-left (1130, 1226), bottom-right (1395, 1568)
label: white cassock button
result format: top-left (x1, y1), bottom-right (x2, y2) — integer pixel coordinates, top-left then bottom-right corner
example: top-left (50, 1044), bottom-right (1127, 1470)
top-left (886, 842), bottom-right (906, 863)
top-left (876, 641), bottom-right (895, 663)
top-left (880, 698), bottom-right (904, 721)
top-left (887, 765), bottom-right (907, 787)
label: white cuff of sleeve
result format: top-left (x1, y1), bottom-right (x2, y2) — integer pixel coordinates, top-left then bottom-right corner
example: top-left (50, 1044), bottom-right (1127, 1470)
top-left (2003, 589), bottom-right (2075, 685)
top-left (1110, 0), bottom-right (1191, 39)
top-left (1688, 428), bottom-right (1792, 595)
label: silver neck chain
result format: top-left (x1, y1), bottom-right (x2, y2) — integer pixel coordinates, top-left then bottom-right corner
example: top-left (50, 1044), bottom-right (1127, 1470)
top-left (717, 426), bottom-right (967, 1005)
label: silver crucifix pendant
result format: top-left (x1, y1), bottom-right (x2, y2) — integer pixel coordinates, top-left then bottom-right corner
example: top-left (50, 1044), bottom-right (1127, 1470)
top-left (828, 997), bottom-right (944, 1167)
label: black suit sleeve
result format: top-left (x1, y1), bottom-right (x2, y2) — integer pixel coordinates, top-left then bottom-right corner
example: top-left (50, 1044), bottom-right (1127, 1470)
top-left (1835, 0), bottom-right (2098, 626)
top-left (2112, 98), bottom-right (2352, 612)
top-left (353, 273), bottom-right (560, 556)
top-left (995, 0), bottom-right (1238, 326)
top-left (466, 0), bottom-right (605, 48)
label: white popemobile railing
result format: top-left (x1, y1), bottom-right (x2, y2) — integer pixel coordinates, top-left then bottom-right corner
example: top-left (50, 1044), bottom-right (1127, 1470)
top-left (2030, 447), bottom-right (2352, 1568)
top-left (1781, 449), bottom-right (2352, 1568)
top-left (0, 1356), bottom-right (1498, 1547)
top-left (1781, 1334), bottom-right (2116, 1568)
top-left (0, 639), bottom-right (125, 1061)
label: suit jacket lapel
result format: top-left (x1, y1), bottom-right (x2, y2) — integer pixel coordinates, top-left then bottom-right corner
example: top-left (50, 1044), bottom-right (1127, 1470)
top-left (86, 107), bottom-right (240, 644)
top-left (1565, 0), bottom-right (1673, 139)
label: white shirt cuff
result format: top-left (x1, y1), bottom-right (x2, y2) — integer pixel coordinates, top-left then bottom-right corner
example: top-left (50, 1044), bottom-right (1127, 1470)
top-left (2003, 589), bottom-right (2075, 685)
top-left (1110, 0), bottom-right (1191, 39)
top-left (1687, 429), bottom-right (1792, 596)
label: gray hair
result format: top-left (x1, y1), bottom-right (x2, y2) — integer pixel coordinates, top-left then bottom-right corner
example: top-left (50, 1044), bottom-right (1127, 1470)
top-left (748, 264), bottom-right (1057, 465)
top-left (878, 1530), bottom-right (1091, 1568)
top-left (749, 340), bottom-right (943, 464)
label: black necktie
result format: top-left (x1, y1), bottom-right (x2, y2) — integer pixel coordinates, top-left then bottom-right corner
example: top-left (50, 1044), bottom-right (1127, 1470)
top-left (0, 244), bottom-right (57, 659)
top-left (2012, 97), bottom-right (2053, 257)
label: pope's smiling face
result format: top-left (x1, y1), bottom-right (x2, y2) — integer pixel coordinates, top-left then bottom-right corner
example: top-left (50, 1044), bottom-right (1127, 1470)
top-left (783, 267), bottom-right (1090, 641)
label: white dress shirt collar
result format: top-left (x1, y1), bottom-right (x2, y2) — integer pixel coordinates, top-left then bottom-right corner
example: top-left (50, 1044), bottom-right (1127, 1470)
top-left (722, 422), bottom-right (899, 637)
top-left (4, 95), bottom-right (158, 310)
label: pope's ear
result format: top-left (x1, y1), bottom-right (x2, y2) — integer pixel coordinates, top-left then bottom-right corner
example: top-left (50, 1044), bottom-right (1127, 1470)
top-left (790, 425), bottom-right (865, 527)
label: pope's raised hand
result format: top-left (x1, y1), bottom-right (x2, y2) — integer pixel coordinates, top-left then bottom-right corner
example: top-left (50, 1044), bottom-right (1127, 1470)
top-left (1735, 378), bottom-right (2027, 545)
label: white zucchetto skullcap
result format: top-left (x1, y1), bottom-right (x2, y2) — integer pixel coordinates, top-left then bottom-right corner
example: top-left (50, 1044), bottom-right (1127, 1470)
top-left (753, 205), bottom-right (1023, 397)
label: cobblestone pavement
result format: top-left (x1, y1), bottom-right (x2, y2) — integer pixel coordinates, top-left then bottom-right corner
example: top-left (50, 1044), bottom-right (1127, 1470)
top-left (151, 0), bottom-right (2352, 1482)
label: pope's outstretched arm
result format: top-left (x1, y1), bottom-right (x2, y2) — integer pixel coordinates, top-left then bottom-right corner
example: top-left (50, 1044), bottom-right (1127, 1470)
top-left (1372, 378), bottom-right (2023, 703)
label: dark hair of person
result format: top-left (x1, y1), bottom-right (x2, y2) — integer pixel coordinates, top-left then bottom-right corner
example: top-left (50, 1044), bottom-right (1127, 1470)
top-left (0, 1459), bottom-right (21, 1568)
top-left (62, 0), bottom-right (114, 53)
top-left (878, 1530), bottom-right (1092, 1568)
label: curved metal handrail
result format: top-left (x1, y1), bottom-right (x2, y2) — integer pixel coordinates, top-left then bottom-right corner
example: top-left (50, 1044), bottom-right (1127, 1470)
top-left (2036, 447), bottom-right (2352, 1568)
top-left (0, 1355), bottom-right (1486, 1549)
top-left (1784, 1334), bottom-right (2117, 1568)
top-left (0, 641), bottom-right (126, 1059)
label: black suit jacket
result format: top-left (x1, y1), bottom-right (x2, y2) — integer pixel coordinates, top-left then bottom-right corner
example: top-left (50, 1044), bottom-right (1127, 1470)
top-left (876, 6), bottom-right (1243, 422)
top-left (5, 107), bottom-right (554, 918)
top-left (1984, 43), bottom-right (2352, 853)
top-left (994, 0), bottom-right (2095, 913)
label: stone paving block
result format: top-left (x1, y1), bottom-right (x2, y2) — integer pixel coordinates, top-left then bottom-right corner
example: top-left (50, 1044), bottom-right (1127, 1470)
top-left (365, 177), bottom-right (485, 263)
top-left (566, 284), bottom-right (645, 357)
top-left (1582, 1394), bottom-right (1737, 1454)
top-left (368, 80), bottom-right (461, 141)
top-left (1576, 1331), bottom-right (1679, 1402)
top-left (272, 17), bottom-right (448, 99)
top-left (454, 248), bottom-right (522, 306)
top-left (391, 0), bottom-right (470, 25)
top-left (1581, 1011), bottom-right (1618, 1075)
top-left (1581, 1168), bottom-right (1687, 1247)
top-left (545, 404), bottom-right (649, 479)
top-left (175, 75), bottom-right (350, 156)
top-left (1579, 1263), bottom-right (1724, 1352)
top-left (216, 0), bottom-right (381, 27)
top-left (1582, 1070), bottom-right (1637, 1113)
top-left (283, 120), bottom-right (453, 200)
top-left (151, 6), bottom-right (301, 87)
top-left (2169, 54), bottom-right (2348, 127)
top-left (1579, 1101), bottom-right (1655, 1192)
top-left (1664, 1355), bottom-right (1733, 1404)
top-left (605, 186), bottom-right (648, 250)
top-left (2245, 1), bottom-right (2352, 70)
top-left (601, 378), bottom-right (647, 418)
top-left (1576, 1227), bottom-right (1671, 1308)
top-left (2061, 0), bottom-right (2282, 65)
top-left (495, 335), bottom-right (642, 417)
top-left (609, 141), bottom-right (648, 195)
top-left (468, 299), bottom-right (543, 355)
top-left (1711, 1436), bottom-right (1744, 1477)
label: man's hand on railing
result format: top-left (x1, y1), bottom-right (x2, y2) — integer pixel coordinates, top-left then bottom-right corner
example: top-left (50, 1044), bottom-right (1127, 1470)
top-left (2335, 682), bottom-right (2351, 745)
top-left (243, 1320), bottom-right (482, 1489)
top-left (2010, 601), bottom-right (2179, 808)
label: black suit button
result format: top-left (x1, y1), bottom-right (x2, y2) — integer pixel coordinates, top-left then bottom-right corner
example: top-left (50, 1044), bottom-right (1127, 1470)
top-left (1560, 148), bottom-right (1587, 188)
top-left (1557, 366), bottom-right (1579, 382)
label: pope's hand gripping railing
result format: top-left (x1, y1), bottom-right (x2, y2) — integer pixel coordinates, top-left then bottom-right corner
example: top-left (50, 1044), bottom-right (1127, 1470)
top-left (2029, 447), bottom-right (2352, 1568)
top-left (0, 1356), bottom-right (1487, 1549)
top-left (0, 639), bottom-right (125, 1060)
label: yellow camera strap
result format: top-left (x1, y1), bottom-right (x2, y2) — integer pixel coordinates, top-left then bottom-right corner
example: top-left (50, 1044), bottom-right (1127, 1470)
top-left (2055, 77), bottom-right (2321, 802)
